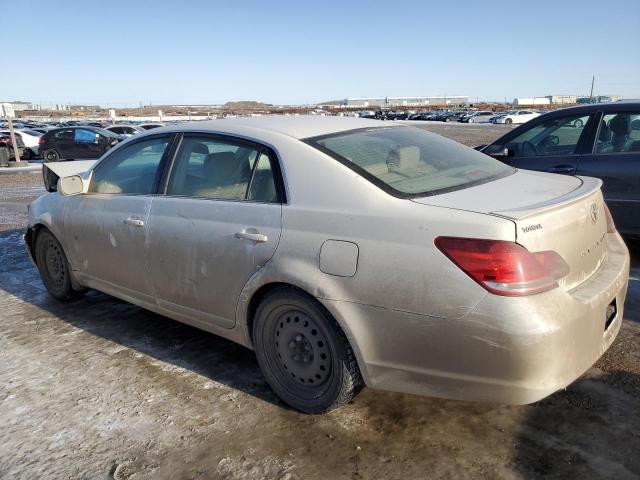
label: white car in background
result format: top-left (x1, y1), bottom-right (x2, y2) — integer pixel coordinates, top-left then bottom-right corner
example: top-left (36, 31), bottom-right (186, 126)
top-left (0, 129), bottom-right (43, 159)
top-left (105, 125), bottom-right (146, 137)
top-left (494, 110), bottom-right (541, 125)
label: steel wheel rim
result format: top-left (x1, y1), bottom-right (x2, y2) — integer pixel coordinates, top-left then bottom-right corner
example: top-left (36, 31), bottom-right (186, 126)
top-left (273, 309), bottom-right (332, 388)
top-left (43, 240), bottom-right (65, 289)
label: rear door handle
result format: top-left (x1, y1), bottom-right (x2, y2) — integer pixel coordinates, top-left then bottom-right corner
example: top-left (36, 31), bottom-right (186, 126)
top-left (548, 165), bottom-right (575, 174)
top-left (124, 216), bottom-right (144, 227)
top-left (235, 230), bottom-right (268, 242)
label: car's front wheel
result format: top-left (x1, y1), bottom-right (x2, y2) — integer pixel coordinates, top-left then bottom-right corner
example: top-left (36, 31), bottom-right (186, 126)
top-left (505, 118), bottom-right (513, 125)
top-left (253, 287), bottom-right (363, 413)
top-left (35, 229), bottom-right (83, 301)
top-left (42, 149), bottom-right (60, 162)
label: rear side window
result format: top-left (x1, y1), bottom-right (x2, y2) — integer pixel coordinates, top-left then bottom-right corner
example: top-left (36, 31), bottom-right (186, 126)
top-left (89, 136), bottom-right (170, 194)
top-left (167, 136), bottom-right (279, 202)
top-left (596, 112), bottom-right (640, 153)
top-left (306, 126), bottom-right (514, 197)
top-left (54, 129), bottom-right (73, 140)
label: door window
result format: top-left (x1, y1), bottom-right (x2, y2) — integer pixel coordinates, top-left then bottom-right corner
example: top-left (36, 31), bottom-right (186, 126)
top-left (75, 129), bottom-right (98, 143)
top-left (485, 114), bottom-right (590, 158)
top-left (54, 129), bottom-right (74, 140)
top-left (167, 137), bottom-right (279, 202)
top-left (595, 113), bottom-right (640, 153)
top-left (88, 136), bottom-right (170, 194)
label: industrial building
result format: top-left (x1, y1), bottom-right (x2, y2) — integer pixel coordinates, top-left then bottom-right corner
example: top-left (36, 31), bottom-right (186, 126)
top-left (322, 96), bottom-right (469, 108)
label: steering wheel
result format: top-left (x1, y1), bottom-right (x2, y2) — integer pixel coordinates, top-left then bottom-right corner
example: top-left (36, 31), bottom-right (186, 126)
top-left (521, 141), bottom-right (540, 156)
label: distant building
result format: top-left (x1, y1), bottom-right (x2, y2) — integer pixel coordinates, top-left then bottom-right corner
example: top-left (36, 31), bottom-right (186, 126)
top-left (0, 101), bottom-right (35, 111)
top-left (577, 95), bottom-right (622, 104)
top-left (322, 96), bottom-right (469, 108)
top-left (512, 97), bottom-right (551, 107)
top-left (547, 95), bottom-right (577, 105)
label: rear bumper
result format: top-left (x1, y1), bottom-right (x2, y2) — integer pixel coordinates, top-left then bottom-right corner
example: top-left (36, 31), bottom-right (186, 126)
top-left (325, 232), bottom-right (630, 404)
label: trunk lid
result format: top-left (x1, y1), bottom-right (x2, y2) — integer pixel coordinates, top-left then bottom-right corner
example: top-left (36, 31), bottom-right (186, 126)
top-left (42, 159), bottom-right (98, 192)
top-left (413, 170), bottom-right (608, 290)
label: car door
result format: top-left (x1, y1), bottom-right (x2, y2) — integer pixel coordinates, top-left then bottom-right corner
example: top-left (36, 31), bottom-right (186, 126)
top-left (63, 134), bottom-right (175, 304)
top-left (53, 128), bottom-right (75, 157)
top-left (483, 113), bottom-right (596, 174)
top-left (575, 111), bottom-right (640, 236)
top-left (145, 133), bottom-right (283, 329)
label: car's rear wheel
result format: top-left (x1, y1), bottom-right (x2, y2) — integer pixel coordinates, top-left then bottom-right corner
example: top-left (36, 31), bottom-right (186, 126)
top-left (574, 118), bottom-right (584, 128)
top-left (43, 149), bottom-right (60, 162)
top-left (35, 229), bottom-right (83, 301)
top-left (253, 287), bottom-right (363, 413)
top-left (505, 118), bottom-right (513, 125)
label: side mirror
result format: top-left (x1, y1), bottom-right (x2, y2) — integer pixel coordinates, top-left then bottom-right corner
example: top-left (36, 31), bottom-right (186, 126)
top-left (59, 175), bottom-right (85, 196)
top-left (544, 135), bottom-right (560, 146)
top-left (490, 147), bottom-right (514, 158)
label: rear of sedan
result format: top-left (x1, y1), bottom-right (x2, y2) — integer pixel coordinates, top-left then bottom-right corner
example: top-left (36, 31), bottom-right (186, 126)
top-left (304, 125), bottom-right (629, 404)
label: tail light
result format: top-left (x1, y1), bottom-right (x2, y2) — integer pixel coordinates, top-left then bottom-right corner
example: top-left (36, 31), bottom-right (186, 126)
top-left (603, 203), bottom-right (616, 233)
top-left (435, 237), bottom-right (569, 296)
top-left (39, 136), bottom-right (45, 145)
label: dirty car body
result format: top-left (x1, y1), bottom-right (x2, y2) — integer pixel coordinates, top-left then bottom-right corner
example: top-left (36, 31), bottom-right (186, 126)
top-left (26, 117), bottom-right (630, 411)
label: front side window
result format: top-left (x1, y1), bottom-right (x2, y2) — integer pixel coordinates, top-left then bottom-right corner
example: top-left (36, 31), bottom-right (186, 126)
top-left (167, 136), bottom-right (278, 202)
top-left (307, 126), bottom-right (513, 197)
top-left (595, 112), bottom-right (640, 153)
top-left (89, 136), bottom-right (170, 194)
top-left (75, 129), bottom-right (98, 143)
top-left (484, 114), bottom-right (590, 158)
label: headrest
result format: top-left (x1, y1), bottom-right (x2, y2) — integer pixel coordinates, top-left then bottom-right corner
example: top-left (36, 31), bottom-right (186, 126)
top-left (189, 142), bottom-right (210, 156)
top-left (609, 114), bottom-right (630, 135)
top-left (203, 151), bottom-right (241, 183)
top-left (598, 121), bottom-right (612, 142)
top-left (386, 146), bottom-right (421, 171)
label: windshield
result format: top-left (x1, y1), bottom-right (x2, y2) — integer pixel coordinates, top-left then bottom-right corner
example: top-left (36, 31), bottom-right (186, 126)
top-left (307, 126), bottom-right (514, 197)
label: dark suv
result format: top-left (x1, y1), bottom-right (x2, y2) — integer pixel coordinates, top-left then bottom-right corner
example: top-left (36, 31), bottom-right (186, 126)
top-left (39, 126), bottom-right (124, 162)
top-left (480, 101), bottom-right (640, 238)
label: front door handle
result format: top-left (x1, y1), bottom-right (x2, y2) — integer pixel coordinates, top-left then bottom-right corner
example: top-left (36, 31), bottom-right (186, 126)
top-left (548, 165), bottom-right (574, 174)
top-left (235, 230), bottom-right (268, 243)
top-left (124, 216), bottom-right (144, 227)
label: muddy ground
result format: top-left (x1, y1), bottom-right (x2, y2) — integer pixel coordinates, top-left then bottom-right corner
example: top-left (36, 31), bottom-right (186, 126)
top-left (1, 123), bottom-right (639, 480)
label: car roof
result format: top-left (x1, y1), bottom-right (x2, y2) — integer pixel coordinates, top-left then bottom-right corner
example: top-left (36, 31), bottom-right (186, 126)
top-left (533, 101), bottom-right (640, 118)
top-left (157, 116), bottom-right (387, 140)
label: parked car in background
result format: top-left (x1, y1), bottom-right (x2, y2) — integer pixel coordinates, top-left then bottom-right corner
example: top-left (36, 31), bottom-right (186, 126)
top-left (0, 129), bottom-right (42, 159)
top-left (39, 126), bottom-right (124, 162)
top-left (27, 116), bottom-right (629, 413)
top-left (0, 131), bottom-right (25, 160)
top-left (480, 101), bottom-right (640, 237)
top-left (105, 124), bottom-right (146, 137)
top-left (462, 111), bottom-right (495, 123)
top-left (138, 122), bottom-right (165, 130)
top-left (493, 110), bottom-right (540, 125)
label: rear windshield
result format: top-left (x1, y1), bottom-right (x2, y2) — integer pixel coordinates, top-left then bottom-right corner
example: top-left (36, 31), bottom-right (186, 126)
top-left (306, 126), bottom-right (514, 197)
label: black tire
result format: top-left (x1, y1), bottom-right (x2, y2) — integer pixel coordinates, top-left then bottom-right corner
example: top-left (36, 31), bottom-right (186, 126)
top-left (34, 229), bottom-right (83, 301)
top-left (43, 149), bottom-right (60, 162)
top-left (253, 287), bottom-right (363, 413)
top-left (574, 119), bottom-right (584, 128)
top-left (22, 148), bottom-right (33, 160)
top-left (505, 118), bottom-right (513, 125)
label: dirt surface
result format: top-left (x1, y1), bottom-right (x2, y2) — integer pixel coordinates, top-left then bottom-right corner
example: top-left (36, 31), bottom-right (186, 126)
top-left (1, 124), bottom-right (639, 480)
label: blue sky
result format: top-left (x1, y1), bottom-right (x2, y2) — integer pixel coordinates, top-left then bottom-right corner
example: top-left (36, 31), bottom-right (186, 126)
top-left (2, 0), bottom-right (639, 106)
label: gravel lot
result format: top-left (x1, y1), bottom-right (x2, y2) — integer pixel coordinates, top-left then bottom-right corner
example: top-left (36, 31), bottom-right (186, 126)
top-left (1, 123), bottom-right (639, 479)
